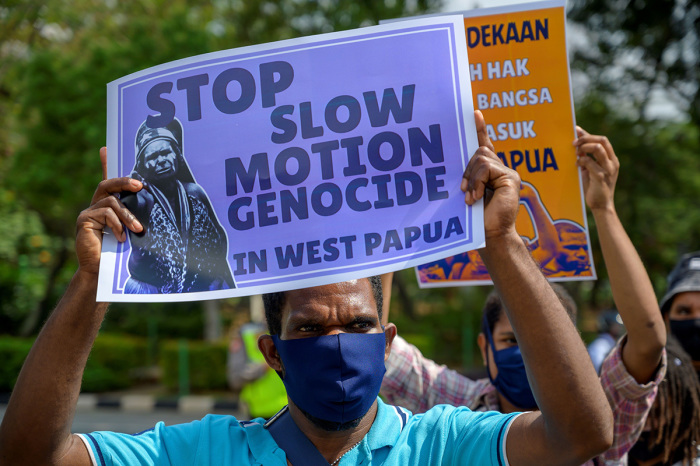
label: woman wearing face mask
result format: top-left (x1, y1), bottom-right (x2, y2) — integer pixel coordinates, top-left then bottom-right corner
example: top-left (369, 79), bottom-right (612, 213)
top-left (381, 128), bottom-right (668, 464)
top-left (660, 251), bottom-right (700, 378)
top-left (627, 336), bottom-right (700, 465)
top-left (627, 252), bottom-right (700, 466)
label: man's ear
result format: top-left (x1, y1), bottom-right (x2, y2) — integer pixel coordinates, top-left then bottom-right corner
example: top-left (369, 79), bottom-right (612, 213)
top-left (258, 335), bottom-right (283, 372)
top-left (383, 323), bottom-right (397, 361)
top-left (477, 332), bottom-right (488, 367)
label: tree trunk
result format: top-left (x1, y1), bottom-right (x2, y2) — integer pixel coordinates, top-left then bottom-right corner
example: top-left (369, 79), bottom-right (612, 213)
top-left (203, 299), bottom-right (222, 342)
top-left (393, 272), bottom-right (417, 321)
top-left (19, 243), bottom-right (69, 337)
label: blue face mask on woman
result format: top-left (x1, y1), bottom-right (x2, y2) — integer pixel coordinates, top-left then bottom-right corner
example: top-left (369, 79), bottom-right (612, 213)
top-left (271, 331), bottom-right (387, 426)
top-left (669, 318), bottom-right (700, 362)
top-left (484, 322), bottom-right (538, 410)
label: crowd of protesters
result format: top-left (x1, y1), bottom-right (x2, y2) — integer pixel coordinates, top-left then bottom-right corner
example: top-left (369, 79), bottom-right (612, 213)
top-left (0, 97), bottom-right (699, 464)
top-left (381, 126), bottom-right (700, 464)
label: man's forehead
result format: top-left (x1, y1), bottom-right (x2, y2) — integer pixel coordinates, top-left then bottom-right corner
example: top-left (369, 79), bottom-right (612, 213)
top-left (283, 279), bottom-right (376, 315)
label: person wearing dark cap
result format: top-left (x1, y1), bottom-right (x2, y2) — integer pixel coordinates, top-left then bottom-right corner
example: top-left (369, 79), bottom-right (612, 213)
top-left (120, 118), bottom-right (234, 294)
top-left (660, 251), bottom-right (700, 375)
top-left (627, 335), bottom-right (700, 465)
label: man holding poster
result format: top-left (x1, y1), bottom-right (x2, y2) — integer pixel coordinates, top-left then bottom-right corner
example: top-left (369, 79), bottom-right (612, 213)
top-left (0, 112), bottom-right (614, 465)
top-left (0, 15), bottom-right (614, 465)
top-left (120, 118), bottom-right (234, 294)
top-left (0, 114), bottom-right (612, 465)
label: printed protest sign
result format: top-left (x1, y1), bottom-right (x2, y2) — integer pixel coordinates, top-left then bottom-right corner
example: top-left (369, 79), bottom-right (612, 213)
top-left (98, 16), bottom-right (484, 302)
top-left (411, 0), bottom-right (597, 287)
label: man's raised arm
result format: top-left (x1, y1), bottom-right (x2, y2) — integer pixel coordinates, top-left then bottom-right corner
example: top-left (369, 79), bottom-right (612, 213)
top-left (462, 112), bottom-right (613, 464)
top-left (0, 148), bottom-right (144, 465)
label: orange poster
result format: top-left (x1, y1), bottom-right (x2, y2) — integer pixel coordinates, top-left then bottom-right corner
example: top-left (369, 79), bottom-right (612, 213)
top-left (416, 0), bottom-right (596, 287)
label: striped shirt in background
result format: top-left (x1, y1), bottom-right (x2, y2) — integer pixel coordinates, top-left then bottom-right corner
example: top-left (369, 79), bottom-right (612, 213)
top-left (381, 335), bottom-right (667, 466)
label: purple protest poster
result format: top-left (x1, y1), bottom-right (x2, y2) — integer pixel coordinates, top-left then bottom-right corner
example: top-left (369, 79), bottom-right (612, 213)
top-left (98, 15), bottom-right (484, 302)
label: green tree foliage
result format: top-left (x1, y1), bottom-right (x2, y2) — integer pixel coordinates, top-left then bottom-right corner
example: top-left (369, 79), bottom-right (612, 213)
top-left (569, 0), bottom-right (700, 126)
top-left (0, 0), bottom-right (442, 336)
top-left (0, 333), bottom-right (148, 392)
top-left (0, 189), bottom-right (63, 334)
top-left (569, 0), bottom-right (700, 307)
top-left (389, 268), bottom-right (490, 369)
top-left (576, 96), bottom-right (700, 307)
top-left (160, 339), bottom-right (228, 392)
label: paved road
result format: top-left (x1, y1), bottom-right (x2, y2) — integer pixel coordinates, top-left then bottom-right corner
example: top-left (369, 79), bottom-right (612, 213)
top-left (0, 406), bottom-right (245, 434)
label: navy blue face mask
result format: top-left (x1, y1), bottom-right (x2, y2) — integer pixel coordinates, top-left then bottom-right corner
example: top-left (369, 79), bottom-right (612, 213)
top-left (484, 322), bottom-right (538, 410)
top-left (271, 331), bottom-right (387, 425)
top-left (669, 318), bottom-right (700, 362)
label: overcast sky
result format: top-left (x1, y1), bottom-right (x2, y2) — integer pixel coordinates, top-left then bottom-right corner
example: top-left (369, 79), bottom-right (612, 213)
top-left (442, 0), bottom-right (535, 12)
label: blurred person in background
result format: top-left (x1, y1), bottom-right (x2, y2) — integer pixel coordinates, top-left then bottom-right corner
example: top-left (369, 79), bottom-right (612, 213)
top-left (660, 251), bottom-right (700, 378)
top-left (588, 309), bottom-right (626, 374)
top-left (628, 335), bottom-right (700, 465)
top-left (227, 322), bottom-right (287, 419)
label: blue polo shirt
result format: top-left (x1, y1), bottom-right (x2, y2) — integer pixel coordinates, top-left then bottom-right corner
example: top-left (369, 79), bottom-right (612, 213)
top-left (78, 398), bottom-right (519, 465)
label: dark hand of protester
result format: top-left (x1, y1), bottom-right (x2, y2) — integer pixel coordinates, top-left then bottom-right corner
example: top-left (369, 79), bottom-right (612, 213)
top-left (76, 147), bottom-right (144, 276)
top-left (574, 127), bottom-right (619, 211)
top-left (461, 110), bottom-right (521, 240)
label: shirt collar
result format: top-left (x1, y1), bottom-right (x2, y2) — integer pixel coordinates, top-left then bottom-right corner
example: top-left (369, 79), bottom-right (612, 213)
top-left (334, 398), bottom-right (412, 464)
top-left (243, 418), bottom-right (287, 464)
top-left (254, 399), bottom-right (411, 464)
top-left (364, 398), bottom-right (410, 452)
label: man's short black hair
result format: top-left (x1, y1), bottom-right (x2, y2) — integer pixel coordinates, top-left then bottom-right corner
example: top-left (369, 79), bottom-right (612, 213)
top-left (262, 276), bottom-right (384, 335)
top-left (481, 283), bottom-right (577, 335)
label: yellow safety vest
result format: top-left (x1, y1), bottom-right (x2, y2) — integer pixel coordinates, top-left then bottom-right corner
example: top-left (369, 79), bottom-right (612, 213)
top-left (239, 329), bottom-right (287, 418)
